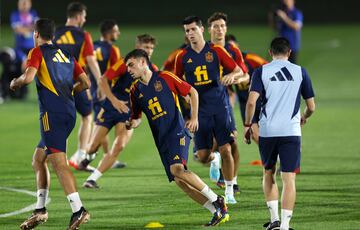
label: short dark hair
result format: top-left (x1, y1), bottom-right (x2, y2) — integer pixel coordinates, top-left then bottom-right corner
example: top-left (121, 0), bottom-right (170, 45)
top-left (100, 19), bottom-right (117, 36)
top-left (35, 18), bottom-right (55, 41)
top-left (136, 34), bottom-right (156, 45)
top-left (207, 12), bottom-right (228, 27)
top-left (270, 37), bottom-right (291, 55)
top-left (124, 49), bottom-right (150, 65)
top-left (182, 15), bottom-right (203, 27)
top-left (225, 34), bottom-right (237, 43)
top-left (67, 2), bottom-right (87, 18)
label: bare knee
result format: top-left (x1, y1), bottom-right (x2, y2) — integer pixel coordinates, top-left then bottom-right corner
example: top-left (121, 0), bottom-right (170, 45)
top-left (196, 150), bottom-right (211, 164)
top-left (170, 164), bottom-right (185, 178)
top-left (219, 145), bottom-right (232, 161)
top-left (32, 148), bottom-right (47, 170)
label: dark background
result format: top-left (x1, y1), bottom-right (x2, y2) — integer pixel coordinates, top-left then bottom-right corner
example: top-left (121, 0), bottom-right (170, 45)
top-left (1, 0), bottom-right (360, 25)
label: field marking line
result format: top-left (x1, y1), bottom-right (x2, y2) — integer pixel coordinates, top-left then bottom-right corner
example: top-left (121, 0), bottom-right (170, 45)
top-left (0, 186), bottom-right (51, 218)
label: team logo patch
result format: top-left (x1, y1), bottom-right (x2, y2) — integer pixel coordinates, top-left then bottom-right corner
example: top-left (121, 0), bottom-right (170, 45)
top-left (205, 52), bottom-right (214, 63)
top-left (154, 80), bottom-right (163, 92)
top-left (187, 58), bottom-right (193, 63)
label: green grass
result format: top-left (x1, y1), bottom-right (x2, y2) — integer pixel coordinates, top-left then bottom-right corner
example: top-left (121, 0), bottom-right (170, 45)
top-left (1, 25), bottom-right (360, 229)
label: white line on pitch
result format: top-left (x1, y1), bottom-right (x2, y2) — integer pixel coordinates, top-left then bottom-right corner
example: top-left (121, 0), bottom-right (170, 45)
top-left (0, 186), bottom-right (51, 218)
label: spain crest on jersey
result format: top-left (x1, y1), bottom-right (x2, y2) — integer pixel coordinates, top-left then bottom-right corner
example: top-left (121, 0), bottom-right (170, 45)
top-left (154, 80), bottom-right (163, 92)
top-left (205, 51), bottom-right (214, 63)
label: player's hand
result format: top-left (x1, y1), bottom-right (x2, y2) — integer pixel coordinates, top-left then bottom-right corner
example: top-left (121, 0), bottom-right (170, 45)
top-left (221, 74), bottom-right (235, 86)
top-left (10, 78), bottom-right (20, 91)
top-left (97, 88), bottom-right (106, 101)
top-left (112, 99), bottom-right (129, 113)
top-left (243, 126), bottom-right (252, 144)
top-left (300, 116), bottom-right (307, 127)
top-left (185, 117), bottom-right (199, 133)
top-left (276, 10), bottom-right (287, 20)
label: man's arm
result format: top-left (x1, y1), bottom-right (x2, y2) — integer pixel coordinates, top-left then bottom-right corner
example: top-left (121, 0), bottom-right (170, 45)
top-left (99, 75), bottom-right (129, 114)
top-left (276, 10), bottom-right (302, 31)
top-left (301, 97), bottom-right (315, 126)
top-left (185, 87), bottom-right (199, 133)
top-left (10, 67), bottom-right (37, 91)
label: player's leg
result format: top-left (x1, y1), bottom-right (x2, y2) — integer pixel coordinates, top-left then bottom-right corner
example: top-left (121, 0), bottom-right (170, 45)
top-left (259, 136), bottom-right (281, 229)
top-left (69, 90), bottom-right (93, 167)
top-left (230, 140), bottom-right (240, 194)
top-left (84, 122), bottom-right (133, 188)
top-left (214, 110), bottom-right (236, 203)
top-left (278, 136), bottom-right (301, 230)
top-left (169, 163), bottom-right (229, 226)
top-left (78, 124), bottom-right (109, 170)
top-left (20, 147), bottom-right (49, 230)
top-left (37, 112), bottom-right (89, 229)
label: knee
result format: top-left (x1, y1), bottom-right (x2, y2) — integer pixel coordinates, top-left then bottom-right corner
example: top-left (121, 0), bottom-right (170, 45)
top-left (170, 164), bottom-right (185, 178)
top-left (32, 157), bottom-right (45, 170)
top-left (196, 150), bottom-right (211, 164)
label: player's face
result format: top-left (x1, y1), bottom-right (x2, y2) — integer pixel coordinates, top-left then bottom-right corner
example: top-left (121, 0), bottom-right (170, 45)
top-left (136, 42), bottom-right (155, 59)
top-left (209, 19), bottom-right (227, 42)
top-left (77, 10), bottom-right (87, 28)
top-left (184, 22), bottom-right (204, 45)
top-left (126, 57), bottom-right (146, 79)
top-left (18, 0), bottom-right (31, 13)
top-left (110, 25), bottom-right (120, 42)
top-left (283, 0), bottom-right (295, 9)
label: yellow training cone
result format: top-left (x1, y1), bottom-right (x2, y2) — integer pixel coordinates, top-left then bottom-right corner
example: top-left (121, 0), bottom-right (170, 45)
top-left (145, 221), bottom-right (164, 228)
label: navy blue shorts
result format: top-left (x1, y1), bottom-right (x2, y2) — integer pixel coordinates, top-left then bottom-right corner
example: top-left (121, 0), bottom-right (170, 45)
top-left (92, 100), bottom-right (104, 120)
top-left (194, 110), bottom-right (234, 150)
top-left (95, 107), bottom-right (130, 130)
top-left (259, 136), bottom-right (301, 173)
top-left (159, 132), bottom-right (190, 182)
top-left (74, 90), bottom-right (92, 117)
top-left (37, 112), bottom-right (76, 155)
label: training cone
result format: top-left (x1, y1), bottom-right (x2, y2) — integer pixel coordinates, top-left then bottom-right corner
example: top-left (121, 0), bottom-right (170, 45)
top-left (145, 221), bottom-right (164, 228)
top-left (250, 159), bottom-right (262, 166)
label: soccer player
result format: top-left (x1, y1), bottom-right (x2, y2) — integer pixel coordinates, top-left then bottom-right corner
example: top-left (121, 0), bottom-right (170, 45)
top-left (270, 0), bottom-right (303, 63)
top-left (162, 37), bottom-right (189, 73)
top-left (88, 19), bottom-right (126, 169)
top-left (125, 49), bottom-right (229, 227)
top-left (175, 16), bottom-right (247, 204)
top-left (80, 34), bottom-right (158, 188)
top-left (54, 2), bottom-right (102, 167)
top-left (207, 12), bottom-right (249, 196)
top-left (10, 18), bottom-right (90, 230)
top-left (10, 0), bottom-right (39, 70)
top-left (244, 37), bottom-right (315, 230)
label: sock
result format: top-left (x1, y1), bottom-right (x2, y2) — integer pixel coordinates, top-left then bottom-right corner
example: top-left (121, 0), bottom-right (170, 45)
top-left (266, 200), bottom-right (280, 222)
top-left (200, 185), bottom-right (218, 202)
top-left (280, 209), bottom-right (293, 230)
top-left (232, 176), bottom-right (238, 185)
top-left (203, 200), bottom-right (217, 214)
top-left (67, 192), bottom-right (83, 213)
top-left (86, 152), bottom-right (97, 161)
top-left (210, 152), bottom-right (220, 168)
top-left (224, 180), bottom-right (233, 196)
top-left (87, 169), bottom-right (102, 182)
top-left (35, 189), bottom-right (49, 209)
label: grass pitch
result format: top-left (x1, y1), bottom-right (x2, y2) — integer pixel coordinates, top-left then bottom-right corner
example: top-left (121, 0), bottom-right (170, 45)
top-left (0, 25), bottom-right (360, 229)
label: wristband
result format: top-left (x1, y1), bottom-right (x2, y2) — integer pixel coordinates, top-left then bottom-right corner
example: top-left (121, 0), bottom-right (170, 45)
top-left (244, 123), bottom-right (252, 127)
